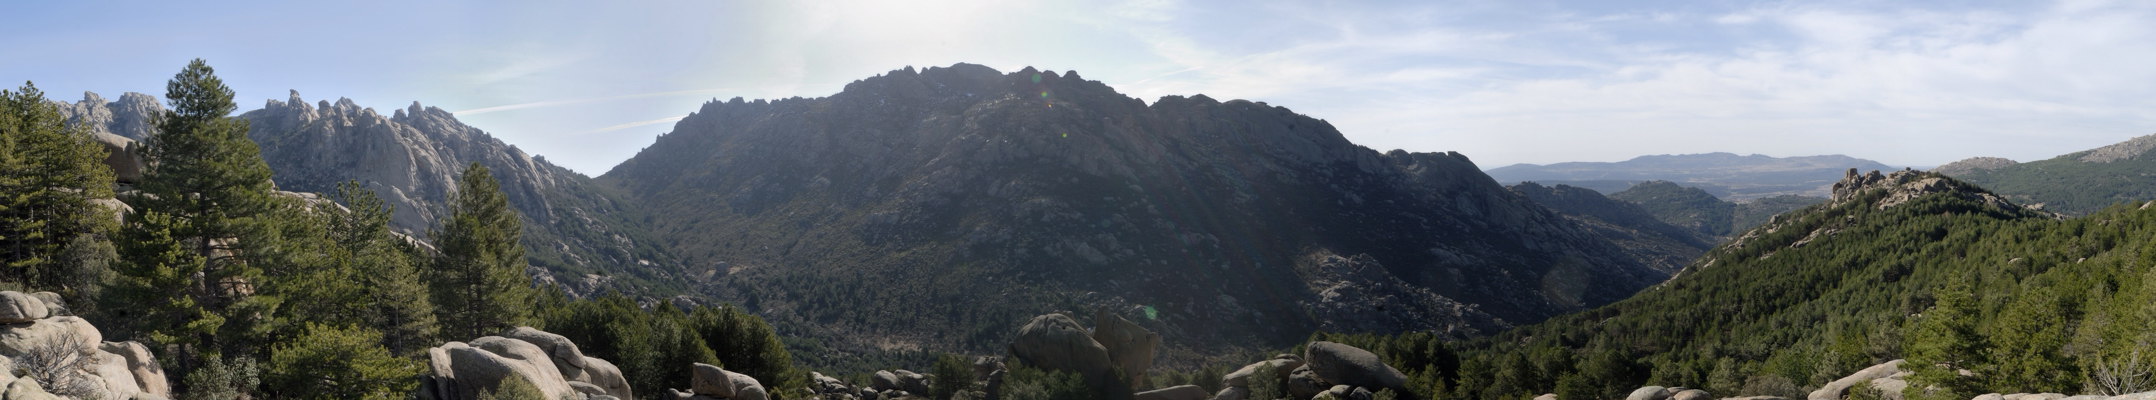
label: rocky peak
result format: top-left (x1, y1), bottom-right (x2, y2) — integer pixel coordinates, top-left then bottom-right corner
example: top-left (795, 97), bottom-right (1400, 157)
top-left (52, 91), bottom-right (162, 140)
top-left (1829, 168), bottom-right (2033, 213)
top-left (2074, 132), bottom-right (2156, 163)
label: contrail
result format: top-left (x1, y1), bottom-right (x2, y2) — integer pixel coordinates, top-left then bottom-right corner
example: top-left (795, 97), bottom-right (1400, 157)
top-left (452, 89), bottom-right (731, 116)
top-left (577, 116), bottom-right (687, 136)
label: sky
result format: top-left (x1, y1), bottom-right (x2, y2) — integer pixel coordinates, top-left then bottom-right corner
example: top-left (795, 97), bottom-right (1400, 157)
top-left (5, 0), bottom-right (2155, 175)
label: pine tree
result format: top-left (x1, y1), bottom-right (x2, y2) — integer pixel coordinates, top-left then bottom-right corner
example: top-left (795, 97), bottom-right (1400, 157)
top-left (110, 59), bottom-right (287, 370)
top-left (430, 162), bottom-right (536, 339)
top-left (0, 81), bottom-right (114, 292)
top-left (330, 181), bottom-right (439, 355)
top-left (1903, 275), bottom-right (1987, 400)
top-left (262, 323), bottom-right (421, 400)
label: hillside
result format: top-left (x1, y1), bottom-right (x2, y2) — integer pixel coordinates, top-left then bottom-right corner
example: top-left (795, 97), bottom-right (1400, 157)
top-left (1398, 169), bottom-right (2156, 399)
top-left (55, 91), bottom-right (688, 297)
top-left (1508, 182), bottom-right (1710, 274)
top-left (1938, 132), bottom-right (2156, 216)
top-left (1607, 180), bottom-right (1822, 241)
top-left (597, 63), bottom-right (1677, 365)
top-left (1487, 153), bottom-right (1894, 200)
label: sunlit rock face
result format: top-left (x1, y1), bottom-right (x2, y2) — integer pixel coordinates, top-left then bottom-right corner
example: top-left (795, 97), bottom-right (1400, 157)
top-left (600, 63), bottom-right (1675, 356)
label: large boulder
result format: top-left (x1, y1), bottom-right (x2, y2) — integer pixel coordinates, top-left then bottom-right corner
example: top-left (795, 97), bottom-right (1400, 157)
top-left (1092, 310), bottom-right (1162, 388)
top-left (1287, 366), bottom-right (1327, 400)
top-left (1808, 360), bottom-right (1904, 400)
top-left (892, 369), bottom-right (930, 396)
top-left (91, 349), bottom-right (143, 399)
top-left (1222, 354), bottom-right (1303, 387)
top-left (1212, 386), bottom-right (1250, 400)
top-left (500, 327), bottom-right (588, 370)
top-left (1007, 314), bottom-right (1114, 380)
top-left (101, 341), bottom-right (169, 398)
top-left (727, 370), bottom-right (769, 400)
top-left (1302, 341), bottom-right (1407, 392)
top-left (0, 292), bottom-right (49, 323)
top-left (0, 316), bottom-right (103, 357)
top-left (1136, 385), bottom-right (1209, 400)
top-left (1627, 386), bottom-right (1675, 400)
top-left (692, 363), bottom-right (734, 397)
top-left (580, 356), bottom-right (632, 399)
top-left (872, 370), bottom-right (902, 391)
top-left (90, 132), bottom-right (143, 184)
top-left (1670, 389), bottom-right (1712, 400)
top-left (433, 340), bottom-right (580, 400)
top-left (5, 378), bottom-right (62, 400)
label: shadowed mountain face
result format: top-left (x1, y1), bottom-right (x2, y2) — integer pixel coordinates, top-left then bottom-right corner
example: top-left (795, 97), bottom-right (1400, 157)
top-left (1487, 152), bottom-right (1894, 200)
top-left (55, 91), bottom-right (688, 297)
top-left (599, 63), bottom-right (1675, 360)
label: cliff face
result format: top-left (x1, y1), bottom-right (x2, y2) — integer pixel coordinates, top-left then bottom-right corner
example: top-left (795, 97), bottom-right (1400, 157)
top-left (600, 63), bottom-right (1673, 356)
top-left (240, 92), bottom-right (685, 295)
top-left (55, 91), bottom-right (686, 297)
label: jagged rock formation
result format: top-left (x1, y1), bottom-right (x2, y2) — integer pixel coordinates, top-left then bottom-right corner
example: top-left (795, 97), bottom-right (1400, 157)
top-left (51, 92), bottom-right (160, 141)
top-left (1486, 152), bottom-right (1894, 200)
top-left (1295, 253), bottom-right (1502, 336)
top-left (0, 291), bottom-right (171, 400)
top-left (1828, 169), bottom-right (2030, 213)
top-left (599, 63), bottom-right (1673, 358)
top-left (54, 91), bottom-right (685, 297)
top-left (422, 326), bottom-right (632, 400)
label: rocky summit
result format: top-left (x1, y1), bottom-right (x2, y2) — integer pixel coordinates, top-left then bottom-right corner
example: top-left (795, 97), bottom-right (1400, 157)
top-left (597, 63), bottom-right (1677, 361)
top-left (53, 91), bottom-right (688, 298)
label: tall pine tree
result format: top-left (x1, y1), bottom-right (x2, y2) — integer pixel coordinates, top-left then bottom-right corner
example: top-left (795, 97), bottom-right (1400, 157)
top-left (430, 162), bottom-right (536, 339)
top-left (109, 59), bottom-right (287, 370)
top-left (1903, 274), bottom-right (1987, 400)
top-left (330, 181), bottom-right (438, 355)
top-left (0, 81), bottom-right (115, 292)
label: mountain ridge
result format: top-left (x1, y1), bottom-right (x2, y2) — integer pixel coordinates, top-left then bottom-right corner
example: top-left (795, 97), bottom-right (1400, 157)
top-left (1486, 152), bottom-right (1895, 200)
top-left (596, 63), bottom-right (1679, 365)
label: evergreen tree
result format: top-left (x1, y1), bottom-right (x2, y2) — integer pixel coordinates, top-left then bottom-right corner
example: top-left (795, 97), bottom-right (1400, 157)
top-left (109, 59), bottom-right (288, 371)
top-left (430, 162), bottom-right (536, 339)
top-left (1903, 275), bottom-right (1987, 400)
top-left (0, 81), bottom-right (114, 292)
top-left (331, 181), bottom-right (439, 355)
top-left (262, 323), bottom-right (421, 400)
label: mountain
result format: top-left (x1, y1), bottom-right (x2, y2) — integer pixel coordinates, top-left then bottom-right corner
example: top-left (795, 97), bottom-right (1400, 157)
top-left (1486, 153), bottom-right (1895, 200)
top-left (1507, 182), bottom-right (1710, 274)
top-left (1935, 132), bottom-right (2156, 216)
top-left (54, 91), bottom-right (687, 297)
top-left (1607, 180), bottom-right (1823, 241)
top-left (596, 63), bottom-right (1676, 363)
top-left (1433, 169), bottom-right (2156, 399)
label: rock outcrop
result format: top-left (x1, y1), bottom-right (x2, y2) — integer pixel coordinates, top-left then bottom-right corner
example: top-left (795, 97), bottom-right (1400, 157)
top-left (1091, 310), bottom-right (1161, 389)
top-left (1302, 342), bottom-right (1407, 393)
top-left (52, 92), bottom-right (161, 141)
top-left (1807, 359), bottom-right (1907, 400)
top-left (667, 363), bottom-right (768, 400)
top-left (1007, 313), bottom-right (1116, 381)
top-left (1136, 385), bottom-right (1209, 400)
top-left (422, 326), bottom-right (632, 400)
top-left (0, 290), bottom-right (170, 400)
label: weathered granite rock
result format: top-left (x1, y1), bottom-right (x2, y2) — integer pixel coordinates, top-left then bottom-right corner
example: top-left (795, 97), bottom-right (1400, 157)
top-left (1092, 310), bottom-right (1161, 388)
top-left (1007, 314), bottom-right (1114, 380)
top-left (692, 363), bottom-right (734, 397)
top-left (1807, 360), bottom-right (1904, 400)
top-left (1135, 384), bottom-right (1209, 400)
top-left (1303, 341), bottom-right (1407, 392)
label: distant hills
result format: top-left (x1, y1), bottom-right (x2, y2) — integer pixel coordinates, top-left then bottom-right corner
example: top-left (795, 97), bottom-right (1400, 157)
top-left (594, 63), bottom-right (1682, 362)
top-left (1935, 132), bottom-right (2156, 216)
top-left (1486, 153), bottom-right (1895, 200)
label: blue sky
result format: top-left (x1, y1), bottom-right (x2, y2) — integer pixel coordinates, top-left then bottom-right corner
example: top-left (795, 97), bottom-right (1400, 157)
top-left (6, 0), bottom-right (2154, 175)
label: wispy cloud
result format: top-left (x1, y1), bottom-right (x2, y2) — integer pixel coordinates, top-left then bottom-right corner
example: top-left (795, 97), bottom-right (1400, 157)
top-left (452, 89), bottom-right (733, 116)
top-left (577, 116), bottom-right (686, 136)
